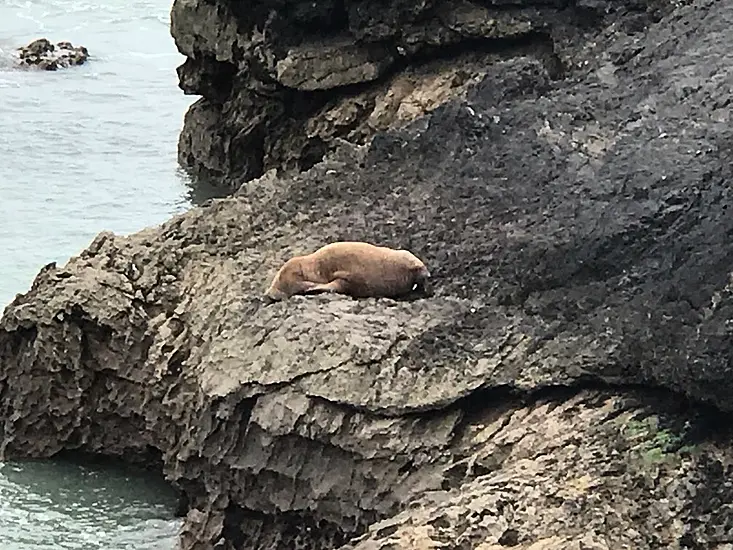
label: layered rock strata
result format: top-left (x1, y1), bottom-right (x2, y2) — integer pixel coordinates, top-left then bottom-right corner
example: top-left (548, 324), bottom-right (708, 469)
top-left (2, 0), bottom-right (733, 549)
top-left (171, 0), bottom-right (671, 192)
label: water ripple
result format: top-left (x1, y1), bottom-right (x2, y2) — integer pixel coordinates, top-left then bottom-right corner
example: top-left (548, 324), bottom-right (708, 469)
top-left (0, 0), bottom-right (194, 307)
top-left (0, 0), bottom-right (193, 547)
top-left (0, 459), bottom-right (182, 549)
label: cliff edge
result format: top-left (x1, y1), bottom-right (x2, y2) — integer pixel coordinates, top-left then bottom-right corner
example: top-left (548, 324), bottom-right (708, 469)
top-left (171, 0), bottom-right (577, 191)
top-left (3, 0), bottom-right (733, 549)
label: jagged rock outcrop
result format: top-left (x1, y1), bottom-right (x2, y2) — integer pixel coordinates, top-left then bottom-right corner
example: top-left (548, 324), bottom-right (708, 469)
top-left (3, 0), bottom-right (733, 549)
top-left (171, 0), bottom-right (639, 192)
top-left (15, 38), bottom-right (89, 70)
top-left (343, 389), bottom-right (733, 550)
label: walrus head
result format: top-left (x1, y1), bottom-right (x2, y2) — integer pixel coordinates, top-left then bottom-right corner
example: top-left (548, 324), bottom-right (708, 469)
top-left (411, 264), bottom-right (431, 293)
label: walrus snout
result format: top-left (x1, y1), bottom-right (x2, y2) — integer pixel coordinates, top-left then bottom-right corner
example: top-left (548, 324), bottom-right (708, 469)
top-left (415, 265), bottom-right (431, 283)
top-left (411, 265), bottom-right (432, 295)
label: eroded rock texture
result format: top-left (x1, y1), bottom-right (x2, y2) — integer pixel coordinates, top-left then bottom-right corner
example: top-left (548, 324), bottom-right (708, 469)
top-left (170, 0), bottom-right (639, 192)
top-left (3, 0), bottom-right (733, 548)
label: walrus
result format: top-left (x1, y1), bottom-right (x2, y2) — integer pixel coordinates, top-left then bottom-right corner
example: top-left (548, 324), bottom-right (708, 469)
top-left (264, 241), bottom-right (431, 302)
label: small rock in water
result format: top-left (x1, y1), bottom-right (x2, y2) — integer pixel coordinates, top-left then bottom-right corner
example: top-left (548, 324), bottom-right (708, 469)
top-left (16, 38), bottom-right (89, 71)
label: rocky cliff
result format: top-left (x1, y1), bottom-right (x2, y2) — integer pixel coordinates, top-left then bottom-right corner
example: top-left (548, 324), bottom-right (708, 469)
top-left (2, 0), bottom-right (733, 549)
top-left (170, 0), bottom-right (606, 192)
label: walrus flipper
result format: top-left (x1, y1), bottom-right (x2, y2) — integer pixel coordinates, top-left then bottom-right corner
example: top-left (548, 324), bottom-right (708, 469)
top-left (304, 278), bottom-right (349, 295)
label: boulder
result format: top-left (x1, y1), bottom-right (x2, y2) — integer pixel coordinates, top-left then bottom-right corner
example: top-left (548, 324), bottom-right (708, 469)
top-left (171, 0), bottom-right (587, 192)
top-left (16, 38), bottom-right (89, 70)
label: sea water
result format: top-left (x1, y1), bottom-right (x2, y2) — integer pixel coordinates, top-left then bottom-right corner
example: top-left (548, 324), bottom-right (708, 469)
top-left (0, 0), bottom-right (198, 547)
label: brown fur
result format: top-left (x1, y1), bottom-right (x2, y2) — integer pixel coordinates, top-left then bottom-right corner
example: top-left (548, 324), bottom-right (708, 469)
top-left (264, 241), bottom-right (431, 301)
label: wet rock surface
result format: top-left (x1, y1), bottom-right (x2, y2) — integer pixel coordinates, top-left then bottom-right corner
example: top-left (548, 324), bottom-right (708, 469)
top-left (2, 0), bottom-right (733, 549)
top-left (15, 38), bottom-right (89, 70)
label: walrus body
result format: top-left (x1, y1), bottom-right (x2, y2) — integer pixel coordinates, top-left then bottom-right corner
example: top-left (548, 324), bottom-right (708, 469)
top-left (265, 241), bottom-right (430, 301)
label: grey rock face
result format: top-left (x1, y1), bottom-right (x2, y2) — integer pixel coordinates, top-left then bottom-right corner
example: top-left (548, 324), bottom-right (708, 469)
top-left (170, 0), bottom-right (591, 192)
top-left (3, 0), bottom-right (733, 549)
top-left (274, 39), bottom-right (394, 91)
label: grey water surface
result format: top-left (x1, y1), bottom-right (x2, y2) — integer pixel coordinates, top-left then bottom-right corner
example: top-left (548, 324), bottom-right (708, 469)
top-left (0, 0), bottom-right (195, 306)
top-left (0, 0), bottom-right (195, 547)
top-left (0, 460), bottom-right (181, 549)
